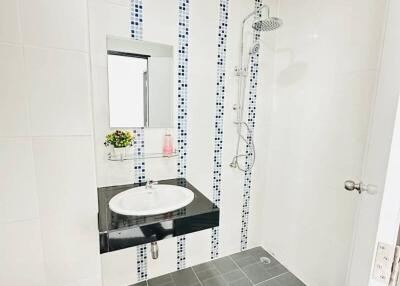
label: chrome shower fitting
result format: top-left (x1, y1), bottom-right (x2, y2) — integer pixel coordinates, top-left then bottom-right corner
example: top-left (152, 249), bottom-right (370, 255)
top-left (249, 42), bottom-right (260, 55)
top-left (231, 5), bottom-right (283, 172)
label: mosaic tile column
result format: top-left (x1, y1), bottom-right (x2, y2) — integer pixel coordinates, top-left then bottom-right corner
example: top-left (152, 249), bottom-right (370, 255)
top-left (130, 0), bottom-right (147, 281)
top-left (240, 0), bottom-right (262, 252)
top-left (211, 0), bottom-right (230, 260)
top-left (176, 0), bottom-right (190, 270)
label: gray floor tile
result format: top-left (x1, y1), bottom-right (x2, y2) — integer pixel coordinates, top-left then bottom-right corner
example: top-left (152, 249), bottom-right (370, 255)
top-left (213, 257), bottom-right (238, 274)
top-left (265, 264), bottom-right (288, 277)
top-left (147, 273), bottom-right (174, 286)
top-left (230, 252), bottom-right (259, 268)
top-left (220, 269), bottom-right (253, 286)
top-left (193, 261), bottom-right (217, 273)
top-left (171, 268), bottom-right (200, 286)
top-left (242, 262), bottom-right (278, 284)
top-left (257, 277), bottom-right (281, 286)
top-left (277, 273), bottom-right (306, 286)
top-left (130, 282), bottom-right (147, 286)
top-left (261, 260), bottom-right (284, 272)
top-left (229, 277), bottom-right (252, 286)
top-left (195, 268), bottom-right (220, 282)
top-left (222, 269), bottom-right (245, 282)
top-left (151, 282), bottom-right (174, 286)
top-left (230, 247), bottom-right (280, 269)
top-left (132, 247), bottom-right (305, 286)
top-left (202, 276), bottom-right (228, 286)
top-left (258, 273), bottom-right (306, 286)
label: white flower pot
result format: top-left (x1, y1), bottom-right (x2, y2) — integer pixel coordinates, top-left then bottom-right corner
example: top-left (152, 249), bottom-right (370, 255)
top-left (112, 147), bottom-right (126, 158)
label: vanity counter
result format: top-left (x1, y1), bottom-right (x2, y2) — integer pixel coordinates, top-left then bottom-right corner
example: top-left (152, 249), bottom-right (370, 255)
top-left (98, 178), bottom-right (219, 253)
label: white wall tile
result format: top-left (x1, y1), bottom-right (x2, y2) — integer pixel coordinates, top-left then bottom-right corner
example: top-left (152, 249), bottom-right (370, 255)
top-left (142, 0), bottom-right (178, 46)
top-left (77, 276), bottom-right (103, 286)
top-left (186, 0), bottom-right (219, 177)
top-left (101, 248), bottom-right (137, 286)
top-left (62, 275), bottom-right (103, 286)
top-left (32, 136), bottom-right (101, 286)
top-left (185, 230), bottom-right (212, 267)
top-left (25, 47), bottom-right (93, 136)
top-left (0, 0), bottom-right (21, 43)
top-left (20, 0), bottom-right (88, 51)
top-left (104, 0), bottom-right (130, 7)
top-left (95, 134), bottom-right (136, 187)
top-left (0, 138), bottom-right (39, 223)
top-left (0, 220), bottom-right (47, 286)
top-left (258, 0), bottom-right (387, 285)
top-left (0, 44), bottom-right (30, 136)
top-left (88, 0), bottom-right (131, 68)
top-left (147, 237), bottom-right (178, 279)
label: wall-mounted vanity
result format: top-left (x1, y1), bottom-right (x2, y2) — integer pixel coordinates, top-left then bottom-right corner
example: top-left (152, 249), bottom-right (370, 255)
top-left (98, 179), bottom-right (219, 254)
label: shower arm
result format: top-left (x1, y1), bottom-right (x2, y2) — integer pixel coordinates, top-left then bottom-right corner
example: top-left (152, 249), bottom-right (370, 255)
top-left (236, 4), bottom-right (269, 123)
top-left (238, 4), bottom-right (269, 69)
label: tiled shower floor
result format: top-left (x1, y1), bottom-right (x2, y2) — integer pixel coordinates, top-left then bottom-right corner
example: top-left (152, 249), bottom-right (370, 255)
top-left (132, 247), bottom-right (306, 286)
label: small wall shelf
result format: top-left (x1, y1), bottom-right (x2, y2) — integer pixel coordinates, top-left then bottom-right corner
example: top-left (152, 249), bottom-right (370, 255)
top-left (107, 150), bottom-right (178, 161)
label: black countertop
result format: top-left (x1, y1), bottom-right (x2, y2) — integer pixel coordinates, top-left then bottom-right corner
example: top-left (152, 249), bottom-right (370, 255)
top-left (98, 178), bottom-right (219, 253)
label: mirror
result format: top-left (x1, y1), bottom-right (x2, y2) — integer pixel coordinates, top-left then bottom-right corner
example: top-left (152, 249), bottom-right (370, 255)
top-left (107, 36), bottom-right (174, 128)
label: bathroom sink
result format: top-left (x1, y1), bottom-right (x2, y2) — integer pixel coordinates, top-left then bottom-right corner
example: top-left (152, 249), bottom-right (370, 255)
top-left (108, 184), bottom-right (195, 216)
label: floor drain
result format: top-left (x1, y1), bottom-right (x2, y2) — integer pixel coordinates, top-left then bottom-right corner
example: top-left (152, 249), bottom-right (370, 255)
top-left (260, 257), bottom-right (271, 264)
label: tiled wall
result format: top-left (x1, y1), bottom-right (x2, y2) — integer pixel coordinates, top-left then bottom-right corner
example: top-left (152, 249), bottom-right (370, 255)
top-left (1, 0), bottom-right (388, 286)
top-left (89, 0), bottom-right (279, 285)
top-left (0, 0), bottom-right (101, 285)
top-left (258, 0), bottom-right (388, 285)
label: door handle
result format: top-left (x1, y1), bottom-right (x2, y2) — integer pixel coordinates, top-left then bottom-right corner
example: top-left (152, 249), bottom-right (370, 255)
top-left (344, 180), bottom-right (378, 195)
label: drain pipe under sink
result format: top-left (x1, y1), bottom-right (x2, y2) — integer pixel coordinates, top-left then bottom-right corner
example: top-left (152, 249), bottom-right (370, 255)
top-left (151, 242), bottom-right (159, 259)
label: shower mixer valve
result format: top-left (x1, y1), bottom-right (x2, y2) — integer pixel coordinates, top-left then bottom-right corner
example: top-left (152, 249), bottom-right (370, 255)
top-left (234, 66), bottom-right (248, 77)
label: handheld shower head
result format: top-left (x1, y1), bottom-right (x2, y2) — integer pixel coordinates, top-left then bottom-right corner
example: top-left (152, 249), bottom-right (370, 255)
top-left (249, 42), bottom-right (260, 55)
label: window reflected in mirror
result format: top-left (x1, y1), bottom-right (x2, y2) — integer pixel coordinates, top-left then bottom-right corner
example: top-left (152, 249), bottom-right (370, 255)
top-left (108, 52), bottom-right (148, 128)
top-left (106, 36), bottom-right (174, 128)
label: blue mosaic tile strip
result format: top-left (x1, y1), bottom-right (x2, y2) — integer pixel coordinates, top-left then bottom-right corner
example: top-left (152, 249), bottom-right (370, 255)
top-left (176, 0), bottom-right (190, 270)
top-left (240, 0), bottom-right (262, 252)
top-left (130, 0), bottom-right (147, 281)
top-left (131, 0), bottom-right (143, 39)
top-left (211, 0), bottom-right (230, 260)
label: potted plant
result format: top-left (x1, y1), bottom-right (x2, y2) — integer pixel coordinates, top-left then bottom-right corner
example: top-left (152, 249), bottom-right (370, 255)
top-left (104, 130), bottom-right (134, 158)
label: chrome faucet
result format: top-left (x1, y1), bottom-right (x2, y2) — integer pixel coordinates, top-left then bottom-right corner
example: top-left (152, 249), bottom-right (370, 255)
top-left (146, 180), bottom-right (158, 189)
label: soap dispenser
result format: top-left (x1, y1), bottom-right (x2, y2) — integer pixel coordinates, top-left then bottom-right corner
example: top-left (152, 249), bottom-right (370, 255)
top-left (163, 130), bottom-right (173, 156)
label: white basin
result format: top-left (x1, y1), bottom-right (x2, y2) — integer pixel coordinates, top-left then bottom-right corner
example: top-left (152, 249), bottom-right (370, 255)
top-left (109, 184), bottom-right (194, 216)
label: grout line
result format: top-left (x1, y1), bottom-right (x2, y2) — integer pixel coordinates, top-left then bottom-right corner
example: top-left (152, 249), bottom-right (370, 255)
top-left (21, 43), bottom-right (89, 54)
top-left (1, 217), bottom-right (40, 225)
top-left (0, 134), bottom-right (93, 139)
top-left (191, 267), bottom-right (204, 286)
top-left (228, 255), bottom-right (255, 285)
top-left (102, 0), bottom-right (130, 8)
top-left (254, 271), bottom-right (289, 286)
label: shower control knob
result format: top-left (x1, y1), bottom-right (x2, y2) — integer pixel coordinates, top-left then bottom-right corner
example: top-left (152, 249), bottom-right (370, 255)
top-left (344, 180), bottom-right (378, 195)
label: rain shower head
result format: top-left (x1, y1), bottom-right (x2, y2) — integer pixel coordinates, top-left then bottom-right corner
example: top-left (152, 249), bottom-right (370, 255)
top-left (252, 17), bottom-right (283, 32)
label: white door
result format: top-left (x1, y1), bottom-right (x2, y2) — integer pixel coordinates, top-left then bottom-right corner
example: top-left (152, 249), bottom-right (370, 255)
top-left (347, 0), bottom-right (400, 285)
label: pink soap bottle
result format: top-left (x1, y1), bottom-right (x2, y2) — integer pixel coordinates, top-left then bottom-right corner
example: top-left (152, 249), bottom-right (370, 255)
top-left (163, 131), bottom-right (173, 156)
